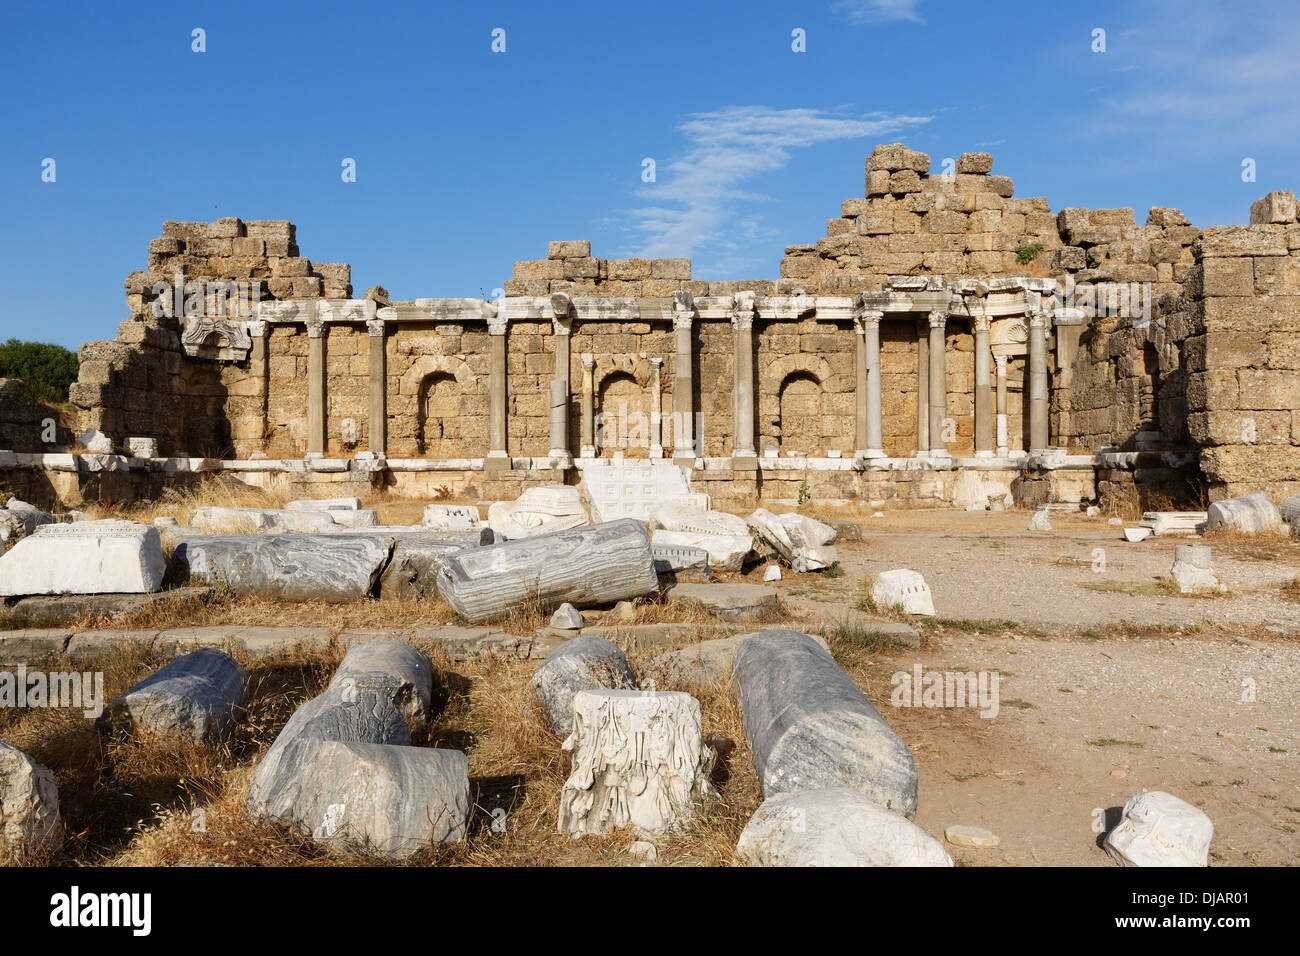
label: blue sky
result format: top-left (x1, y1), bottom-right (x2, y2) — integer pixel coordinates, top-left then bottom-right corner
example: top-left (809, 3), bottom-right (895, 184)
top-left (2, 0), bottom-right (1297, 349)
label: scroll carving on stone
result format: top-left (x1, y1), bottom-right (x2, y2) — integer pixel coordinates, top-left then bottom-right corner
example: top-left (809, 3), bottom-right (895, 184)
top-left (181, 316), bottom-right (253, 361)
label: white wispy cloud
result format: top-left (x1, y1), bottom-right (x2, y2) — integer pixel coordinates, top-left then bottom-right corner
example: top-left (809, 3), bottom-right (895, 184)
top-left (831, 0), bottom-right (924, 25)
top-left (621, 106), bottom-right (931, 267)
top-left (1074, 2), bottom-right (1300, 148)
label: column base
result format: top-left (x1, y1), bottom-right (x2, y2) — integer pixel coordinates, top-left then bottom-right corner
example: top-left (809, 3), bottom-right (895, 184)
top-left (484, 453), bottom-right (511, 472)
top-left (579, 445), bottom-right (596, 458)
top-left (856, 448), bottom-right (886, 459)
top-left (649, 446), bottom-right (664, 459)
top-left (996, 447), bottom-right (1009, 457)
top-left (672, 452), bottom-right (696, 465)
top-left (974, 449), bottom-right (994, 459)
top-left (731, 455), bottom-right (759, 471)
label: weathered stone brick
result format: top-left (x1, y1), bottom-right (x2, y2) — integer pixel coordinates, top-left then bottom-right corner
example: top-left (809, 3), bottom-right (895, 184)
top-left (274, 257), bottom-right (312, 277)
top-left (956, 152), bottom-right (993, 174)
top-left (607, 258), bottom-right (651, 279)
top-left (1254, 256), bottom-right (1300, 294)
top-left (651, 258), bottom-right (691, 279)
top-left (547, 240), bottom-right (591, 259)
top-left (1249, 191), bottom-right (1297, 225)
top-left (1197, 225), bottom-right (1287, 257)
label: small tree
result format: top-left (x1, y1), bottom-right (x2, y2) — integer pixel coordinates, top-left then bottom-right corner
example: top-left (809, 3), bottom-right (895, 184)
top-left (0, 339), bottom-right (79, 404)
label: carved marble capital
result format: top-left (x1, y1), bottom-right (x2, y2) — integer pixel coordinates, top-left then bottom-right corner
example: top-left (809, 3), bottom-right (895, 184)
top-left (303, 315), bottom-right (326, 339)
top-left (366, 318), bottom-right (386, 337)
top-left (853, 309), bottom-right (883, 334)
top-left (928, 310), bottom-right (948, 329)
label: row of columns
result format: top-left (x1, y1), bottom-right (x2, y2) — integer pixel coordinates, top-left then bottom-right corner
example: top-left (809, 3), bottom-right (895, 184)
top-left (854, 308), bottom-right (1053, 460)
top-left (294, 302), bottom-right (1054, 461)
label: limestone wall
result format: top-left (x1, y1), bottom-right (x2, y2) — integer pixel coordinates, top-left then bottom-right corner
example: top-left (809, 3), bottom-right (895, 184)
top-left (46, 147), bottom-right (1300, 506)
top-left (1181, 196), bottom-right (1300, 500)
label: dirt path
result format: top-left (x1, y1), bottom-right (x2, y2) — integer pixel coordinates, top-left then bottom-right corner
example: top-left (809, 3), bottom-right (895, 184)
top-left (754, 513), bottom-right (1300, 865)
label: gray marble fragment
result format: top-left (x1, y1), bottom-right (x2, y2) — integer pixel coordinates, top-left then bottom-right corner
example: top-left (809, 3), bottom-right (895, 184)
top-left (250, 737), bottom-right (469, 856)
top-left (731, 629), bottom-right (918, 816)
top-left (436, 518), bottom-right (658, 624)
top-left (523, 635), bottom-right (635, 738)
top-left (101, 647), bottom-right (247, 742)
top-left (327, 640), bottom-right (434, 730)
top-left (170, 533), bottom-right (394, 602)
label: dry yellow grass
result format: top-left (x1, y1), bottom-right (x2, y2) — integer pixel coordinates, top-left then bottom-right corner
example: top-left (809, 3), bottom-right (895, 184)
top-left (0, 607), bottom-right (915, 866)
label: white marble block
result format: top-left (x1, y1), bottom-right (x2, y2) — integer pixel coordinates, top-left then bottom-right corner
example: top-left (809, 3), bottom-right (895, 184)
top-left (1170, 544), bottom-right (1221, 593)
top-left (746, 508), bottom-right (839, 572)
top-left (488, 485), bottom-right (589, 540)
top-left (582, 460), bottom-right (692, 522)
top-left (0, 520), bottom-right (165, 596)
top-left (870, 569), bottom-right (935, 616)
top-left (736, 788), bottom-right (952, 867)
top-left (125, 437), bottom-right (159, 458)
top-left (1104, 790), bottom-right (1213, 867)
top-left (286, 497), bottom-right (363, 511)
top-left (0, 740), bottom-right (62, 861)
top-left (649, 504), bottom-right (754, 572)
top-left (558, 689), bottom-right (713, 838)
top-left (1204, 492), bottom-right (1281, 534)
top-left (422, 504), bottom-right (481, 531)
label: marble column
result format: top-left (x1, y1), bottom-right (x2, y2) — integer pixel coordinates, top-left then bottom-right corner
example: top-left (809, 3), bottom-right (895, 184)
top-left (995, 353), bottom-right (1009, 456)
top-left (973, 311), bottom-right (993, 458)
top-left (648, 357), bottom-right (664, 458)
top-left (916, 320), bottom-right (929, 457)
top-left (486, 311), bottom-right (509, 467)
top-left (927, 310), bottom-right (948, 458)
top-left (550, 293), bottom-right (573, 391)
top-left (249, 319), bottom-right (269, 456)
top-left (855, 309), bottom-right (884, 458)
top-left (305, 313), bottom-right (326, 455)
top-left (580, 354), bottom-right (596, 458)
top-left (1028, 311), bottom-right (1050, 452)
top-left (731, 291), bottom-right (757, 464)
top-left (366, 316), bottom-right (386, 456)
top-left (549, 300), bottom-right (572, 459)
top-left (672, 292), bottom-right (695, 460)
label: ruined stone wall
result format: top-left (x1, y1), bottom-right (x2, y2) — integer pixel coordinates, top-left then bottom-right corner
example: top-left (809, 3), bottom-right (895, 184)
top-left (46, 148), bottom-right (1300, 509)
top-left (1181, 195), bottom-right (1300, 500)
top-left (778, 145), bottom-right (1060, 293)
top-left (1058, 207), bottom-right (1199, 453)
top-left (72, 218), bottom-right (349, 457)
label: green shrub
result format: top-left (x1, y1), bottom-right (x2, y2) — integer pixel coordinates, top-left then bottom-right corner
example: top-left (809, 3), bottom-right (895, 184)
top-left (1014, 242), bottom-right (1044, 265)
top-left (0, 339), bottom-right (79, 404)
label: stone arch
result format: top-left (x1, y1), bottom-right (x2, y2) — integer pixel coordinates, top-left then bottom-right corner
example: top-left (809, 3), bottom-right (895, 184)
top-left (401, 355), bottom-right (476, 457)
top-left (760, 354), bottom-right (834, 454)
top-left (596, 364), bottom-right (649, 457)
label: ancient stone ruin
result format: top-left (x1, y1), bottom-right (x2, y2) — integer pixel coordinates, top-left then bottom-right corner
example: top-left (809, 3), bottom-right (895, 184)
top-left (4, 143), bottom-right (1298, 513)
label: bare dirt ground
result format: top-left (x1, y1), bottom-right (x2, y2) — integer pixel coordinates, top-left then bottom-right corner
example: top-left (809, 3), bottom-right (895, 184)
top-left (764, 508), bottom-right (1300, 866)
